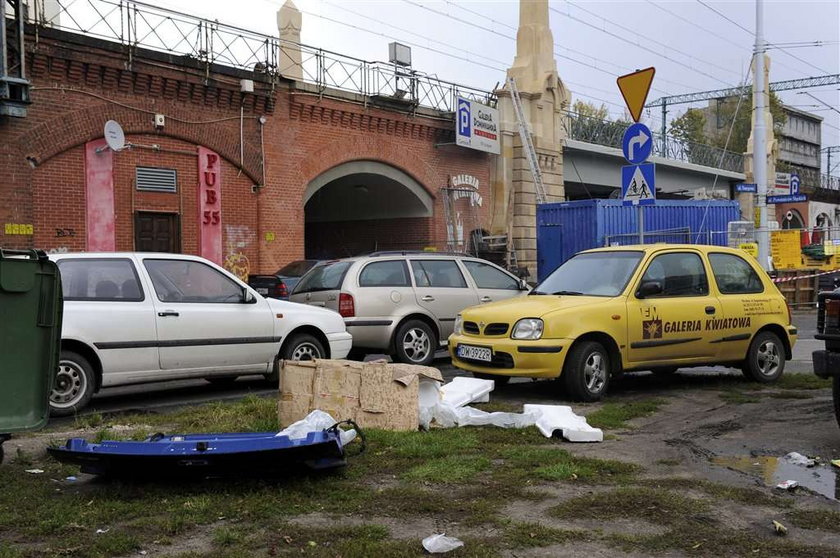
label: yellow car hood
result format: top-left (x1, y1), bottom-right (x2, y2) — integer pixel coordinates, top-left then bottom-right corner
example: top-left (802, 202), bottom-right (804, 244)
top-left (461, 294), bottom-right (613, 322)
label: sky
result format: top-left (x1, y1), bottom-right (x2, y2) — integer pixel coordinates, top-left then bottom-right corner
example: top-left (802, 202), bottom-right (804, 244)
top-left (72, 0), bottom-right (840, 173)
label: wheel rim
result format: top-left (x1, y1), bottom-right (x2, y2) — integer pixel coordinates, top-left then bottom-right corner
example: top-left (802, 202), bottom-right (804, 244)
top-left (51, 360), bottom-right (87, 409)
top-left (291, 342), bottom-right (322, 361)
top-left (583, 351), bottom-right (607, 393)
top-left (756, 339), bottom-right (781, 377)
top-left (403, 327), bottom-right (431, 363)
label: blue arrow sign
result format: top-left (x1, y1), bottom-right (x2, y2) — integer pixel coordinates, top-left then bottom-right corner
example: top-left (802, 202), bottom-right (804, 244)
top-left (622, 163), bottom-right (656, 206)
top-left (622, 123), bottom-right (653, 165)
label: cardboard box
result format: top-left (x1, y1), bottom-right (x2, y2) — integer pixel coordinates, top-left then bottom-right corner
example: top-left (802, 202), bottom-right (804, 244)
top-left (279, 359), bottom-right (444, 431)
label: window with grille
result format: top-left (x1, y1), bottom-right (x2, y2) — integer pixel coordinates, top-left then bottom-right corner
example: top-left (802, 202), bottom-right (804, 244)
top-left (136, 167), bottom-right (177, 193)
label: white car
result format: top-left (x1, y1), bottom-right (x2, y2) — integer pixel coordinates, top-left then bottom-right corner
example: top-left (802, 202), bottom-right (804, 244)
top-left (49, 252), bottom-right (352, 416)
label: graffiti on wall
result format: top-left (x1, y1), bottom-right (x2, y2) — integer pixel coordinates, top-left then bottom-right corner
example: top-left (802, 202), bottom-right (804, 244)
top-left (223, 225), bottom-right (256, 281)
top-left (55, 228), bottom-right (76, 238)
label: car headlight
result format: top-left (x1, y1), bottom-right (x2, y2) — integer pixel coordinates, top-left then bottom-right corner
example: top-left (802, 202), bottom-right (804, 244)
top-left (511, 318), bottom-right (543, 340)
top-left (453, 314), bottom-right (463, 335)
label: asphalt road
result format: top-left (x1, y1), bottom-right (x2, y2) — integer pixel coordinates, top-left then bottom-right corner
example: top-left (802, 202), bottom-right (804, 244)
top-left (63, 311), bottom-right (821, 421)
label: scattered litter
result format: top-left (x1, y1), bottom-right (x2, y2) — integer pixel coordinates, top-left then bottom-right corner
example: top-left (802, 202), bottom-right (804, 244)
top-left (25, 469), bottom-right (44, 474)
top-left (95, 528), bottom-right (110, 534)
top-left (772, 520), bottom-right (788, 536)
top-left (525, 404), bottom-right (604, 442)
top-left (784, 452), bottom-right (816, 467)
top-left (440, 377), bottom-right (494, 408)
top-left (831, 459), bottom-right (840, 469)
top-left (65, 476), bottom-right (77, 482)
top-left (138, 551), bottom-right (147, 556)
top-left (422, 533), bottom-right (464, 554)
top-left (275, 410), bottom-right (357, 446)
top-left (776, 480), bottom-right (798, 491)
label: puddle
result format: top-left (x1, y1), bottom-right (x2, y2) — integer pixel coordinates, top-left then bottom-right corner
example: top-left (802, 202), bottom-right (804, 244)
top-left (712, 455), bottom-right (840, 500)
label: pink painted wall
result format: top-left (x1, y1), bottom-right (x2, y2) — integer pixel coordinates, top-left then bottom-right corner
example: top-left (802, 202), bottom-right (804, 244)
top-left (84, 139), bottom-right (116, 251)
top-left (197, 147), bottom-right (222, 264)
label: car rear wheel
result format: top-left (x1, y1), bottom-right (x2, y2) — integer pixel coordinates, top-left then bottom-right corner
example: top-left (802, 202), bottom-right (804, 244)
top-left (393, 320), bottom-right (436, 366)
top-left (472, 372), bottom-right (511, 385)
top-left (563, 341), bottom-right (610, 402)
top-left (51, 350), bottom-right (96, 417)
top-left (743, 331), bottom-right (785, 383)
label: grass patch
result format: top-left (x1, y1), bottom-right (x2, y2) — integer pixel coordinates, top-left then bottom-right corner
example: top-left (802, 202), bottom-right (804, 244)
top-left (213, 526), bottom-right (247, 547)
top-left (500, 447), bottom-right (639, 483)
top-left (719, 391), bottom-right (761, 404)
top-left (403, 455), bottom-right (491, 483)
top-left (787, 509), bottom-right (840, 533)
top-left (768, 390), bottom-right (813, 400)
top-left (586, 399), bottom-right (665, 430)
top-left (550, 486), bottom-right (707, 525)
top-left (774, 374), bottom-right (831, 390)
top-left (504, 522), bottom-right (588, 548)
top-left (643, 478), bottom-right (793, 509)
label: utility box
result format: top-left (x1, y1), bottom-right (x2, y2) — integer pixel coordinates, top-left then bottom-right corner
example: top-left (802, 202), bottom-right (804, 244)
top-left (536, 199), bottom-right (741, 282)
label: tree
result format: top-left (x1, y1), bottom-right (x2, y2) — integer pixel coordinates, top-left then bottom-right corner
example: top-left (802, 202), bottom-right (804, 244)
top-left (571, 100), bottom-right (610, 120)
top-left (669, 108), bottom-right (707, 146)
top-left (569, 100), bottom-right (631, 149)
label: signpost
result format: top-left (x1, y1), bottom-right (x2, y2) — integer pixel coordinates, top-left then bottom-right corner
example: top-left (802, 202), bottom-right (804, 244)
top-left (617, 68), bottom-right (656, 243)
top-left (455, 96), bottom-right (500, 155)
top-left (735, 183), bottom-right (757, 193)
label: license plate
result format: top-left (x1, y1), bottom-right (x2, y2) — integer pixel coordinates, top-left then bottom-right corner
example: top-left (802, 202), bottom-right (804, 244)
top-left (256, 287), bottom-right (269, 295)
top-left (457, 344), bottom-right (492, 362)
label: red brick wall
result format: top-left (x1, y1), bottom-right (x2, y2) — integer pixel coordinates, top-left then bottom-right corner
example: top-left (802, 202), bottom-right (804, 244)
top-left (2, 30), bottom-right (494, 275)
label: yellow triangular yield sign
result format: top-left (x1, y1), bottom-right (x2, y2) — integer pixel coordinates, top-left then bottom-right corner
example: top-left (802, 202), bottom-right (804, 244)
top-left (616, 67), bottom-right (656, 123)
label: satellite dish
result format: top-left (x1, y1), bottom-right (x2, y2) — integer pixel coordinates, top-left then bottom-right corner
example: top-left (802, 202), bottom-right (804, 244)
top-left (103, 120), bottom-right (125, 151)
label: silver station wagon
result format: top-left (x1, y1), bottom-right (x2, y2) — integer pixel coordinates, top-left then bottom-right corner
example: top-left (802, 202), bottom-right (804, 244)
top-left (289, 252), bottom-right (529, 365)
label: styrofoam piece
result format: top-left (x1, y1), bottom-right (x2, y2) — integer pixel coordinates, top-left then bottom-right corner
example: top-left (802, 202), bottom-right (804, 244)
top-left (523, 404), bottom-right (604, 442)
top-left (418, 378), bottom-right (442, 429)
top-left (439, 377), bottom-right (494, 408)
top-left (275, 409), bottom-right (337, 439)
top-left (451, 406), bottom-right (539, 428)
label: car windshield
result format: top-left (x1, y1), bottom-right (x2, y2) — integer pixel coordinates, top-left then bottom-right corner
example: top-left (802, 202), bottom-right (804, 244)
top-left (291, 261), bottom-right (352, 294)
top-left (532, 251), bottom-right (643, 297)
top-left (277, 260), bottom-right (318, 278)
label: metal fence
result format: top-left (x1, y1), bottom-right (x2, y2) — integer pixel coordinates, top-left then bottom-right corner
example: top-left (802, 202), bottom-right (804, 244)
top-left (563, 112), bottom-right (745, 173)
top-left (604, 227), bottom-right (731, 247)
top-left (27, 0), bottom-right (495, 112)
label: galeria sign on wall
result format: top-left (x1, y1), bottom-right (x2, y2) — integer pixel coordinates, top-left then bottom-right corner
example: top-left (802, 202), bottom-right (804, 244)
top-left (455, 97), bottom-right (500, 155)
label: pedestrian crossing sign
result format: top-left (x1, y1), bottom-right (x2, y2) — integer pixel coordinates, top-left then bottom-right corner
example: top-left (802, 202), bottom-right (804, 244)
top-left (621, 163), bottom-right (656, 206)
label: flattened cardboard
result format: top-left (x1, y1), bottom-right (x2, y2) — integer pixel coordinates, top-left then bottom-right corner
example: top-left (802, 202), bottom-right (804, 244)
top-left (279, 359), bottom-right (443, 431)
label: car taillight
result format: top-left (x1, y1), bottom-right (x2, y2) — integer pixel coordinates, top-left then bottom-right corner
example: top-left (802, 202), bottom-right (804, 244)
top-left (339, 293), bottom-right (355, 318)
top-left (275, 281), bottom-right (289, 298)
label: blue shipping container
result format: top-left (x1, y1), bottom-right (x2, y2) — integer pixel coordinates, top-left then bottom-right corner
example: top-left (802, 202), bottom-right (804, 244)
top-left (536, 199), bottom-right (742, 281)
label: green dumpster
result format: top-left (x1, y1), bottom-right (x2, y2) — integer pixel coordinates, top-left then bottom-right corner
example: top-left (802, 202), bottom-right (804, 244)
top-left (0, 249), bottom-right (63, 463)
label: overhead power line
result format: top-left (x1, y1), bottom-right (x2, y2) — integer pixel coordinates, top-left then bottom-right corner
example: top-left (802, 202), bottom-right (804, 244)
top-left (696, 0), bottom-right (753, 34)
top-left (565, 0), bottom-right (744, 80)
top-left (647, 74), bottom-right (840, 107)
top-left (549, 5), bottom-right (737, 88)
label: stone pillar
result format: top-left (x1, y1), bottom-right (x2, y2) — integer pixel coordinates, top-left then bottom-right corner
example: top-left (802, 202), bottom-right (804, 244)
top-left (490, 0), bottom-right (570, 277)
top-left (742, 53), bottom-right (777, 229)
top-left (277, 0), bottom-right (303, 81)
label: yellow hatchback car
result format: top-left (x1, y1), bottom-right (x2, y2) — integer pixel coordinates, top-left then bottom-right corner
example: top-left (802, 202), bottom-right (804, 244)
top-left (449, 244), bottom-right (798, 401)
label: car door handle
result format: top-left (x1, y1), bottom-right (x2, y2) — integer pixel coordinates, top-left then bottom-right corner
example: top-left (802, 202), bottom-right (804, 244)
top-left (480, 296), bottom-right (492, 303)
top-left (158, 310), bottom-right (180, 317)
top-left (421, 295), bottom-right (435, 302)
top-left (705, 306), bottom-right (716, 315)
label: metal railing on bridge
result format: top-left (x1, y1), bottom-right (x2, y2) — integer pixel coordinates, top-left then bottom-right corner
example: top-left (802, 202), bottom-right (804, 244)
top-left (26, 0), bottom-right (495, 113)
top-left (563, 111), bottom-right (745, 174)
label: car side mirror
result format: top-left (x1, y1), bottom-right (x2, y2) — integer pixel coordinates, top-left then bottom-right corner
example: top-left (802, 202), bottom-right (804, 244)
top-left (519, 278), bottom-right (529, 291)
top-left (244, 289), bottom-right (257, 304)
top-left (637, 281), bottom-right (663, 299)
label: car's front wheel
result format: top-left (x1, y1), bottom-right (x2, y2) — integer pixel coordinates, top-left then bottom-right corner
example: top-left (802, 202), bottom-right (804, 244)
top-left (563, 341), bottom-right (610, 402)
top-left (742, 331), bottom-right (785, 383)
top-left (265, 333), bottom-right (327, 385)
top-left (51, 350), bottom-right (96, 416)
top-left (393, 320), bottom-right (436, 366)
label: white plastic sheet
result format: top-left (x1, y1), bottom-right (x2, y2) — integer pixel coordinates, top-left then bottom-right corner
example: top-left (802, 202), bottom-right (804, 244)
top-left (421, 533), bottom-right (464, 553)
top-left (275, 409), bottom-right (357, 446)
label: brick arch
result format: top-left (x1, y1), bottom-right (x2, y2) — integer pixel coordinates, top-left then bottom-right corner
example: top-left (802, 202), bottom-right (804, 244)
top-left (20, 100), bottom-right (262, 184)
top-left (298, 134), bottom-right (439, 198)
